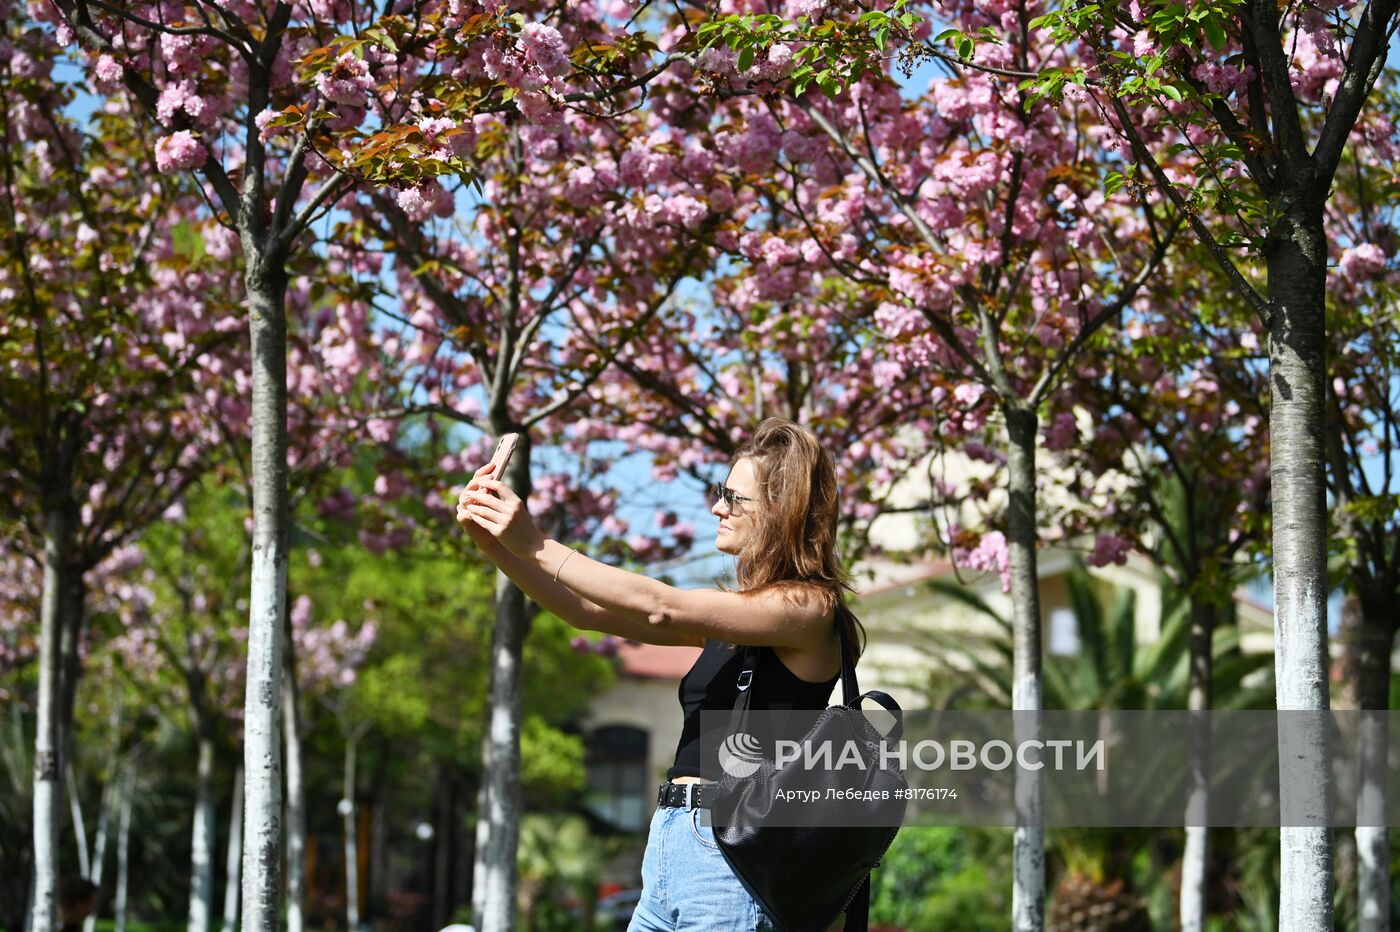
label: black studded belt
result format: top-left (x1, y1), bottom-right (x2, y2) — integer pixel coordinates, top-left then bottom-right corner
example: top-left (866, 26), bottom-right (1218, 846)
top-left (656, 781), bottom-right (716, 809)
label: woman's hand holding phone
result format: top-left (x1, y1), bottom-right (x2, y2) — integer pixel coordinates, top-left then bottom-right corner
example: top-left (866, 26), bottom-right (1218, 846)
top-left (456, 462), bottom-right (498, 541)
top-left (456, 442), bottom-right (545, 558)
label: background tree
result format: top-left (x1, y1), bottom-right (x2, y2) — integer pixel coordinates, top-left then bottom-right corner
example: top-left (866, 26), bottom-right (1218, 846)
top-left (0, 18), bottom-right (236, 925)
top-left (1323, 135), bottom-right (1399, 930)
top-left (686, 8), bottom-right (1183, 924)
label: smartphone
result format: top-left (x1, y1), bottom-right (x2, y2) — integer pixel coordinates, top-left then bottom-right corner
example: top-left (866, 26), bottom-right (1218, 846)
top-left (485, 432), bottom-right (520, 484)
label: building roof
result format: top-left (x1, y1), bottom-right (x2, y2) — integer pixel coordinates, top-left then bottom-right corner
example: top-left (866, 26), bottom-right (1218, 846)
top-left (617, 641), bottom-right (702, 680)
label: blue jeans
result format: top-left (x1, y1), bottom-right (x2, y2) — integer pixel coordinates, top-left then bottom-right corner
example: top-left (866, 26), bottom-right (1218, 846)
top-left (626, 803), bottom-right (775, 931)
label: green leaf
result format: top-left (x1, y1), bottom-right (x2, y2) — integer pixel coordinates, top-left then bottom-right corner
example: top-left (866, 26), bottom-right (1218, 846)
top-left (957, 35), bottom-right (974, 59)
top-left (1161, 83), bottom-right (1183, 102)
top-left (737, 44), bottom-right (755, 71)
top-left (1204, 21), bottom-right (1227, 49)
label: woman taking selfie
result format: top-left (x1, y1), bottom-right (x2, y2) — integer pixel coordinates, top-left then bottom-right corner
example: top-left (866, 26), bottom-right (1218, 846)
top-left (456, 416), bottom-right (866, 931)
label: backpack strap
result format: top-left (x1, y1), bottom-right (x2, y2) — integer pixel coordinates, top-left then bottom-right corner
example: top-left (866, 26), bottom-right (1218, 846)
top-left (726, 644), bottom-right (761, 736)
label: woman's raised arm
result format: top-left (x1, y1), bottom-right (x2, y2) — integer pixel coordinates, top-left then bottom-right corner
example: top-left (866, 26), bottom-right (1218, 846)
top-left (460, 500), bottom-right (703, 649)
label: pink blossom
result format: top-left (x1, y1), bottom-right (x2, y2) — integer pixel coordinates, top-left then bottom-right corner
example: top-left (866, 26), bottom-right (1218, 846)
top-left (1087, 533), bottom-right (1132, 567)
top-left (518, 23), bottom-right (571, 77)
top-left (396, 185), bottom-right (429, 218)
top-left (93, 53), bottom-right (121, 84)
top-left (1339, 243), bottom-right (1386, 281)
top-left (1043, 412), bottom-right (1079, 451)
top-left (156, 80), bottom-right (208, 125)
top-left (953, 382), bottom-right (986, 407)
top-left (516, 89), bottom-right (563, 125)
top-left (954, 530), bottom-right (1011, 593)
top-left (154, 131), bottom-right (206, 173)
top-left (315, 52), bottom-right (374, 105)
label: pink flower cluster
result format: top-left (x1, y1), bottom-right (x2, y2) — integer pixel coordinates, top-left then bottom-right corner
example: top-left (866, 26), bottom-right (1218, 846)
top-left (156, 80), bottom-right (209, 125)
top-left (316, 52), bottom-right (375, 105)
top-left (518, 23), bottom-right (571, 78)
top-left (1042, 412), bottom-right (1080, 451)
top-left (154, 131), bottom-right (206, 173)
top-left (953, 529), bottom-right (1011, 593)
top-left (1339, 243), bottom-right (1386, 281)
top-left (1086, 533), bottom-right (1132, 567)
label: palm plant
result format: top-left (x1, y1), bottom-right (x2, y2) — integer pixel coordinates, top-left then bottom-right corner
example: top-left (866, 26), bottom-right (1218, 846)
top-left (905, 561), bottom-right (1274, 713)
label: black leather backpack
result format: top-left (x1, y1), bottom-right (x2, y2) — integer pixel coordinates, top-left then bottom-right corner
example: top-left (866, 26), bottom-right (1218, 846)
top-left (709, 617), bottom-right (907, 932)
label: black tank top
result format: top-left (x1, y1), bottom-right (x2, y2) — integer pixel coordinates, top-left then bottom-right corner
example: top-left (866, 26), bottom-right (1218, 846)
top-left (667, 639), bottom-right (840, 780)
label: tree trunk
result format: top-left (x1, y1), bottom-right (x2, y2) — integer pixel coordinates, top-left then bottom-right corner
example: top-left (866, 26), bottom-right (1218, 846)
top-left (1265, 203), bottom-right (1333, 930)
top-left (67, 760), bottom-right (90, 880)
top-left (240, 256), bottom-right (291, 932)
top-left (114, 764), bottom-right (134, 932)
top-left (343, 735), bottom-right (361, 932)
top-left (1180, 598), bottom-right (1215, 932)
top-left (1003, 405), bottom-right (1045, 932)
top-left (1334, 592), bottom-right (1362, 913)
top-left (471, 433), bottom-right (533, 932)
top-left (281, 655), bottom-right (306, 932)
top-left (31, 503), bottom-right (71, 932)
top-left (82, 777), bottom-right (113, 932)
top-left (1351, 586), bottom-right (1392, 932)
top-left (58, 575), bottom-right (86, 795)
top-left (188, 730), bottom-right (216, 932)
top-left (222, 765), bottom-right (244, 932)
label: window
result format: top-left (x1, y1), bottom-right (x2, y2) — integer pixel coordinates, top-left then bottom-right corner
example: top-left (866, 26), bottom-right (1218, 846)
top-left (1048, 607), bottom-right (1080, 656)
top-left (583, 725), bottom-right (649, 832)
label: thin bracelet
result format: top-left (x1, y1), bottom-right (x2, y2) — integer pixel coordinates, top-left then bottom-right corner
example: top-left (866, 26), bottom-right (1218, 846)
top-left (553, 548), bottom-right (579, 582)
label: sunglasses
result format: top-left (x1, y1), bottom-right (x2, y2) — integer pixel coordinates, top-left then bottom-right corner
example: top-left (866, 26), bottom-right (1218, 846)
top-left (707, 482), bottom-right (757, 515)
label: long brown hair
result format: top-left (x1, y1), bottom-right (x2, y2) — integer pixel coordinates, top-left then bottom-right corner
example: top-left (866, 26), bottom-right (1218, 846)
top-left (719, 417), bottom-right (866, 662)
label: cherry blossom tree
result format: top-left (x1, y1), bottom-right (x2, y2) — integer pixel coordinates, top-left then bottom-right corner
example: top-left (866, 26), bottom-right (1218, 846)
top-left (287, 593), bottom-right (377, 932)
top-left (1324, 137), bottom-right (1399, 931)
top-left (43, 3), bottom-right (693, 923)
top-left (1043, 245), bottom-right (1273, 928)
top-left (105, 487), bottom-right (250, 932)
top-left (702, 0), bottom-right (1399, 921)
top-left (359, 94), bottom-right (723, 926)
top-left (0, 19), bottom-right (239, 927)
top-left (1003, 4), bottom-right (1399, 924)
top-left (684, 11), bottom-right (1183, 925)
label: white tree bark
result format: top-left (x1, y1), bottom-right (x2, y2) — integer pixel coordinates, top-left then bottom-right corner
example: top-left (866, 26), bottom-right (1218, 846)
top-left (471, 440), bottom-right (533, 932)
top-left (188, 733), bottom-right (216, 932)
top-left (222, 765), bottom-right (244, 932)
top-left (342, 735), bottom-right (362, 932)
top-left (1267, 227), bottom-right (1333, 931)
top-left (67, 761), bottom-right (90, 880)
top-left (31, 504), bottom-right (70, 932)
top-left (240, 257), bottom-right (290, 932)
top-left (115, 765), bottom-right (134, 932)
top-left (1179, 600), bottom-right (1215, 932)
top-left (1353, 838), bottom-right (1385, 930)
top-left (472, 570), bottom-right (530, 932)
top-left (1004, 407), bottom-right (1045, 932)
top-left (282, 662), bottom-right (305, 932)
top-left (82, 778), bottom-right (112, 932)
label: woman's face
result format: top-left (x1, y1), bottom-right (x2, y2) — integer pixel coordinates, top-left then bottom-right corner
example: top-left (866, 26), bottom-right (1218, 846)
top-left (713, 457), bottom-right (761, 556)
